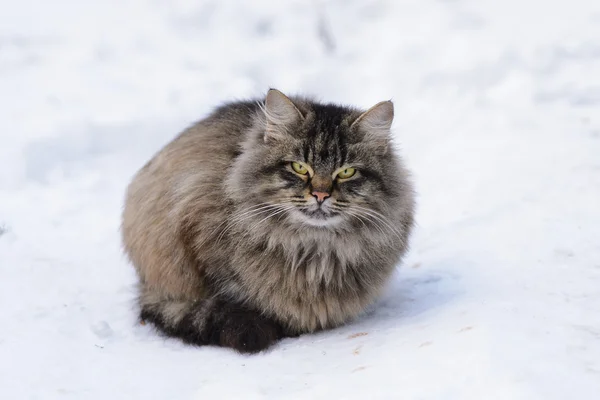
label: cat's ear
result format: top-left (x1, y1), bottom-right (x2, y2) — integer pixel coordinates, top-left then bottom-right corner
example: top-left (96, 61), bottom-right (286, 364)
top-left (263, 89), bottom-right (304, 143)
top-left (351, 100), bottom-right (394, 155)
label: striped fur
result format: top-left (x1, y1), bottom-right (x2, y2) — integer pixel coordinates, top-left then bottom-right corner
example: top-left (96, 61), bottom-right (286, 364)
top-left (121, 89), bottom-right (415, 353)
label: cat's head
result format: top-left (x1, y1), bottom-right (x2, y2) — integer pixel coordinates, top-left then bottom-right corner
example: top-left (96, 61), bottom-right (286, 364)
top-left (227, 89), bottom-right (408, 231)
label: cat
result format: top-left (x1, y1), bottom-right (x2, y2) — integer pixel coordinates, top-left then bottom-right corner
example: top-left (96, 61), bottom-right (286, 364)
top-left (121, 89), bottom-right (415, 353)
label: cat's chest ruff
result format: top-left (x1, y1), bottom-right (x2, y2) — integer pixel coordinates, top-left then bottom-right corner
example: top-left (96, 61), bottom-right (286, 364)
top-left (274, 234), bottom-right (363, 286)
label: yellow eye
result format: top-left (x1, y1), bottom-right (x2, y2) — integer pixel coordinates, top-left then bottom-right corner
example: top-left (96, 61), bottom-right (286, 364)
top-left (337, 167), bottom-right (356, 179)
top-left (291, 162), bottom-right (308, 175)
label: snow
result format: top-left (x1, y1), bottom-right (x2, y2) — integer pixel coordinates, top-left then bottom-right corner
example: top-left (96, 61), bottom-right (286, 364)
top-left (1, 0), bottom-right (600, 398)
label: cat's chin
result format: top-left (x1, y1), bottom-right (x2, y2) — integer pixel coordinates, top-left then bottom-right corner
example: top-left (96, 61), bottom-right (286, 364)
top-left (302, 216), bottom-right (343, 228)
top-left (290, 210), bottom-right (344, 228)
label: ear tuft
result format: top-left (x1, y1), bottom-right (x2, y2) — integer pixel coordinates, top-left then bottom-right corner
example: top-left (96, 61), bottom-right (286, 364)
top-left (351, 100), bottom-right (394, 154)
top-left (263, 89), bottom-right (303, 143)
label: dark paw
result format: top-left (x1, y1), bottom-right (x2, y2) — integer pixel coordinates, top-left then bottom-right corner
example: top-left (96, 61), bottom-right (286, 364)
top-left (217, 308), bottom-right (282, 354)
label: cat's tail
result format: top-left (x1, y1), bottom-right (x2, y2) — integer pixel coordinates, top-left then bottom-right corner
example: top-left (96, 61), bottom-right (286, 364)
top-left (138, 290), bottom-right (283, 353)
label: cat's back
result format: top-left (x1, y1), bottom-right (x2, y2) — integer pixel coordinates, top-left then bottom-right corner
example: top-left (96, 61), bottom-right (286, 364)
top-left (148, 100), bottom-right (258, 176)
top-left (127, 100), bottom-right (258, 198)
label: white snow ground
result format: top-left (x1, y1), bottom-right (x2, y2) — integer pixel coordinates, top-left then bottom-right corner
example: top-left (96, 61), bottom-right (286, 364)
top-left (1, 0), bottom-right (600, 398)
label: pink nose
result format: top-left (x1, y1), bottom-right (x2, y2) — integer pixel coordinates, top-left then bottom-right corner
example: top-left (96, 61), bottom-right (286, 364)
top-left (312, 191), bottom-right (330, 203)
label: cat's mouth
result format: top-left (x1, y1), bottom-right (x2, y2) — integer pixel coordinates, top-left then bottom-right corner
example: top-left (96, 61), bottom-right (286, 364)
top-left (303, 208), bottom-right (330, 218)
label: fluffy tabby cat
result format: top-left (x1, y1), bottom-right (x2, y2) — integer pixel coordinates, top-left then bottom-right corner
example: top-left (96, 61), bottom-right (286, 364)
top-left (122, 89), bottom-right (415, 353)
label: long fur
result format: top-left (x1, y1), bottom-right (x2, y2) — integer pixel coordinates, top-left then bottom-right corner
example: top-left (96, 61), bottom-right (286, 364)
top-left (121, 90), bottom-right (415, 353)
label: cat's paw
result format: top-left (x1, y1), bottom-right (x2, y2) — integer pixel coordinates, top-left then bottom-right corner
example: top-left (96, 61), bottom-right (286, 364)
top-left (217, 309), bottom-right (282, 354)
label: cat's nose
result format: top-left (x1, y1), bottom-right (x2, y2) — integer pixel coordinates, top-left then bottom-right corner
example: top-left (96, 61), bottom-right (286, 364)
top-left (312, 191), bottom-right (330, 204)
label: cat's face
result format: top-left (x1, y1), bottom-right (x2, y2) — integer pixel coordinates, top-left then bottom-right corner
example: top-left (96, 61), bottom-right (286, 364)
top-left (229, 90), bottom-right (404, 231)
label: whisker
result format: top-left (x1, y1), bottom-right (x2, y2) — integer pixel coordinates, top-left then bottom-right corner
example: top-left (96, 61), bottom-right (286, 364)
top-left (346, 205), bottom-right (404, 242)
top-left (342, 209), bottom-right (368, 230)
top-left (247, 205), bottom-right (296, 232)
top-left (190, 204), bottom-right (269, 248)
top-left (216, 201), bottom-right (300, 244)
top-left (231, 203), bottom-right (281, 219)
top-left (216, 204), bottom-right (286, 244)
top-left (355, 207), bottom-right (402, 234)
top-left (230, 199), bottom-right (300, 222)
top-left (346, 209), bottom-right (386, 236)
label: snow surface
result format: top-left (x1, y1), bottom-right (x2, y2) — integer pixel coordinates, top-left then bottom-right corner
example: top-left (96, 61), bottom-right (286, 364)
top-left (1, 0), bottom-right (600, 399)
